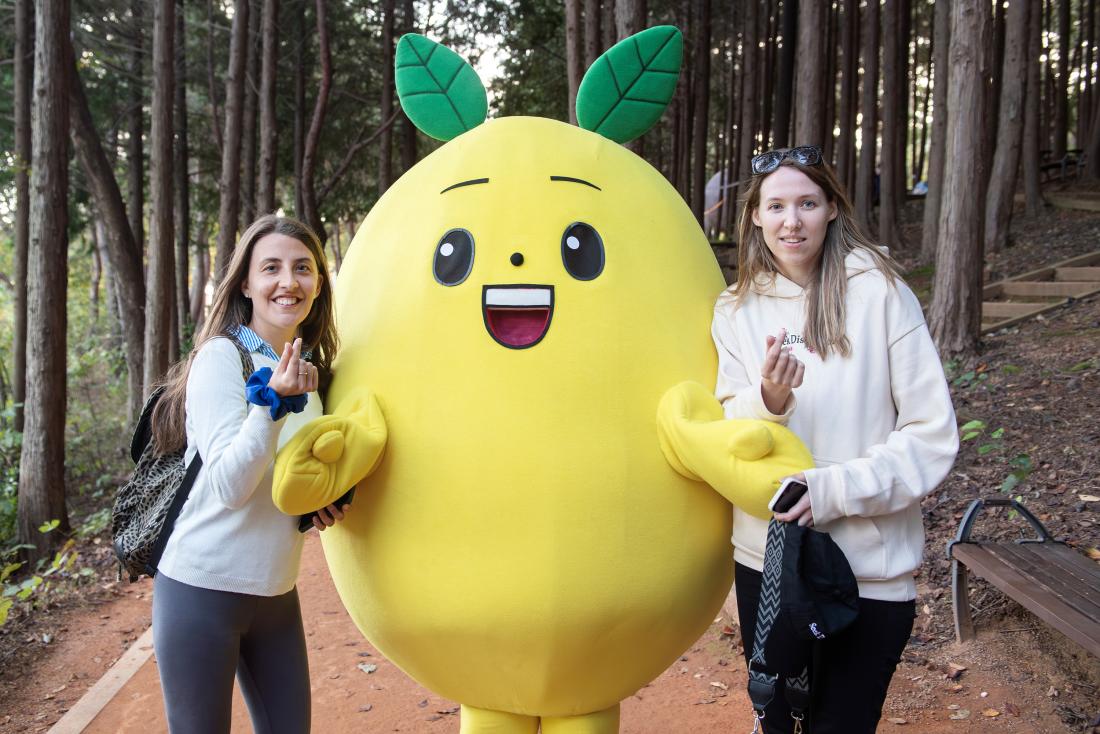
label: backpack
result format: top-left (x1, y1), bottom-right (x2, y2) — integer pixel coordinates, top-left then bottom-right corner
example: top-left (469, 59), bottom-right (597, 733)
top-left (111, 339), bottom-right (254, 582)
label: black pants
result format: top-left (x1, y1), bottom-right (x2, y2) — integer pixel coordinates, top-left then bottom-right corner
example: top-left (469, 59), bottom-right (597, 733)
top-left (735, 562), bottom-right (915, 734)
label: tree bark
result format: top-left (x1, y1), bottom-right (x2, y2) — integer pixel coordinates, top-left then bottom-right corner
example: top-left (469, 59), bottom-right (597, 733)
top-left (920, 0), bottom-right (949, 261)
top-left (1024, 0), bottom-right (1047, 202)
top-left (257, 0), bottom-right (278, 214)
top-left (735, 0), bottom-right (760, 230)
top-left (20, 0), bottom-right (72, 560)
top-left (240, 0), bottom-right (261, 227)
top-left (146, 0), bottom-right (176, 392)
top-left (378, 0), bottom-right (395, 194)
top-left (12, 0), bottom-right (33, 432)
top-left (214, 0), bottom-right (250, 280)
top-left (772, 0), bottom-right (797, 148)
top-left (293, 0), bottom-right (307, 217)
top-left (70, 62), bottom-right (147, 424)
top-left (793, 0), bottom-right (826, 147)
top-left (879, 0), bottom-right (902, 247)
top-left (855, 0), bottom-right (879, 229)
top-left (928, 0), bottom-right (990, 358)
top-left (399, 0), bottom-right (418, 172)
top-left (1051, 0), bottom-right (1069, 159)
top-left (614, 0), bottom-right (646, 38)
top-left (128, 0), bottom-right (145, 255)
top-left (585, 0), bottom-right (601, 68)
top-left (190, 215), bottom-right (210, 327)
top-left (983, 0), bottom-right (1029, 254)
top-left (690, 0), bottom-right (710, 225)
top-left (566, 0), bottom-right (582, 125)
top-left (836, 0), bottom-right (859, 191)
top-left (301, 0), bottom-right (331, 241)
top-left (174, 0), bottom-right (191, 353)
top-left (206, 0), bottom-right (223, 155)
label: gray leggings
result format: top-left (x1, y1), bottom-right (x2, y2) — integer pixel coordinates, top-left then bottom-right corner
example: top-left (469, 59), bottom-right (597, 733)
top-left (152, 573), bottom-right (311, 734)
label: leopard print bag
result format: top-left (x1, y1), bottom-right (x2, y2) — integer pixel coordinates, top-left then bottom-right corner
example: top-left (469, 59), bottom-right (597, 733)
top-left (111, 340), bottom-right (254, 582)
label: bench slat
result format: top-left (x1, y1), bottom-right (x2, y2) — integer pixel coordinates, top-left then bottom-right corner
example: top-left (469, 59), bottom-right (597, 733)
top-left (986, 543), bottom-right (1100, 619)
top-left (951, 544), bottom-right (1100, 658)
top-left (1029, 544), bottom-right (1100, 605)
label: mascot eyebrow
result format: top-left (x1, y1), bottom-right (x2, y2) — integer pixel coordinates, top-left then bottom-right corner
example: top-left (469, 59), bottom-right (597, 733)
top-left (440, 178), bottom-right (489, 194)
top-left (550, 176), bottom-right (602, 191)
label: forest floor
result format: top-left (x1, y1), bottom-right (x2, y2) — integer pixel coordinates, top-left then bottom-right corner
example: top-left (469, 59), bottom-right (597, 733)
top-left (2, 185), bottom-right (1100, 733)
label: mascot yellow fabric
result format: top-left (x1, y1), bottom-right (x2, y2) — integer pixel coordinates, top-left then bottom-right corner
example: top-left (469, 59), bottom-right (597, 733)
top-left (274, 27), bottom-right (812, 734)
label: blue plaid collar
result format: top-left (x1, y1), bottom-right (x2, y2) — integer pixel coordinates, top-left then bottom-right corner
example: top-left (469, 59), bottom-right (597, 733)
top-left (230, 324), bottom-right (312, 361)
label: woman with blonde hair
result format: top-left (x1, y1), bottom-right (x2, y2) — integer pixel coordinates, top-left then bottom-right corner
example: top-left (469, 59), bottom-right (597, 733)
top-left (149, 215), bottom-right (345, 733)
top-left (712, 146), bottom-right (958, 733)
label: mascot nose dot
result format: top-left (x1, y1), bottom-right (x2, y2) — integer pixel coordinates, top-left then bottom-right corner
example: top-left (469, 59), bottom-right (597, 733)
top-left (510, 252), bottom-right (524, 267)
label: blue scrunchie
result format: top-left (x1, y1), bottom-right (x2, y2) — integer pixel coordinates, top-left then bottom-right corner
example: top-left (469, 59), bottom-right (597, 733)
top-left (246, 367), bottom-right (309, 420)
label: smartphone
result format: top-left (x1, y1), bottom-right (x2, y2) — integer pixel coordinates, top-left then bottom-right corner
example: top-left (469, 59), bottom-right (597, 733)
top-left (768, 478), bottom-right (808, 514)
top-left (298, 487), bottom-right (357, 533)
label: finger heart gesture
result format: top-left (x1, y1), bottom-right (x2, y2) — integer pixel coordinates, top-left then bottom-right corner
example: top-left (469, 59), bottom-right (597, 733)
top-left (269, 337), bottom-right (319, 396)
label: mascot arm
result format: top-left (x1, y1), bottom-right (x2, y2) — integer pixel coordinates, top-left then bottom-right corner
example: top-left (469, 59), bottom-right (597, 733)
top-left (273, 389), bottom-right (388, 515)
top-left (656, 381), bottom-right (813, 519)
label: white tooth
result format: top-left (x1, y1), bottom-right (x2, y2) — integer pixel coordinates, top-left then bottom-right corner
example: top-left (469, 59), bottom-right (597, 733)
top-left (485, 288), bottom-right (551, 307)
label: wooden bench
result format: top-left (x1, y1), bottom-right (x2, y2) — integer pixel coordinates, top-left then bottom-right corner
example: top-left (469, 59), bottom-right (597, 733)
top-left (948, 498), bottom-right (1100, 658)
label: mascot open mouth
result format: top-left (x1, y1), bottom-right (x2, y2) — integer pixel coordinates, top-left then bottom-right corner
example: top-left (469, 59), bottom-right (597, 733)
top-left (482, 285), bottom-right (554, 349)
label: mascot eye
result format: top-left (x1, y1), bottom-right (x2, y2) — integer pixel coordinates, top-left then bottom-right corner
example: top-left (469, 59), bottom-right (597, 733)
top-left (561, 222), bottom-right (604, 281)
top-left (433, 229), bottom-right (475, 286)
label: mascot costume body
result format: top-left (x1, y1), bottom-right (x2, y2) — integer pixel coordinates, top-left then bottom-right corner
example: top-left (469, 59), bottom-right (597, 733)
top-left (274, 27), bottom-right (812, 733)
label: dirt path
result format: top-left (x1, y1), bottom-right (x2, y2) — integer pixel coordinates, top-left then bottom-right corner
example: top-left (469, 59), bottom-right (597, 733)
top-left (0, 532), bottom-right (1091, 733)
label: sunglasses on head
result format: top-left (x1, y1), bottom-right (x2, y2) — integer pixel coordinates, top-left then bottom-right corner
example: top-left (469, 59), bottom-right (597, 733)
top-left (750, 145), bottom-right (823, 176)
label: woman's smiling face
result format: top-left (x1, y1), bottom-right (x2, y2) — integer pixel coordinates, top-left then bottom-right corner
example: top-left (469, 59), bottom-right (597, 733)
top-left (752, 165), bottom-right (838, 287)
top-left (242, 233), bottom-right (323, 347)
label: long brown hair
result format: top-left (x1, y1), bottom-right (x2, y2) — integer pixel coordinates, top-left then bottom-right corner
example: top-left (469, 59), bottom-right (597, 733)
top-left (727, 157), bottom-right (903, 359)
top-left (150, 215), bottom-right (338, 454)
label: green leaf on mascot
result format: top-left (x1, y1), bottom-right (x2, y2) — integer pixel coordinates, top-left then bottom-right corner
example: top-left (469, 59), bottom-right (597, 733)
top-left (394, 33), bottom-right (488, 142)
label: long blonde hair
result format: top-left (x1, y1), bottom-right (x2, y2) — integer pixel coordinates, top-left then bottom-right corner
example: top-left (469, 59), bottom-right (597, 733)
top-left (150, 215), bottom-right (338, 454)
top-left (728, 158), bottom-right (903, 359)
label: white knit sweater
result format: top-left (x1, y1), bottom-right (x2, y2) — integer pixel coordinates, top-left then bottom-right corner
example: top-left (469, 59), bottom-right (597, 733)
top-left (157, 336), bottom-right (323, 596)
top-left (712, 250), bottom-right (959, 601)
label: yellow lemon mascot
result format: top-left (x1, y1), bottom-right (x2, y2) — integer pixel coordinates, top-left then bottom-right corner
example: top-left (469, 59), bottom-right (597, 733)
top-left (274, 27), bottom-right (812, 734)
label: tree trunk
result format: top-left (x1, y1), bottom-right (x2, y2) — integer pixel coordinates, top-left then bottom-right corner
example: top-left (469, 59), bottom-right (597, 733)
top-left (128, 0), bottom-right (145, 255)
top-left (90, 232), bottom-right (102, 328)
top-left (986, 0), bottom-right (1005, 165)
top-left (207, 0), bottom-right (223, 154)
top-left (836, 0), bottom-right (859, 191)
top-left (603, 0), bottom-right (616, 49)
top-left (895, 0), bottom-right (910, 194)
top-left (566, 0), bottom-right (582, 124)
top-left (378, 0), bottom-right (395, 194)
top-left (240, 0), bottom-right (260, 227)
top-left (214, 0), bottom-right (249, 280)
top-left (920, 0), bottom-right (949, 261)
top-left (822, 3), bottom-right (839, 163)
top-left (690, 0), bottom-right (710, 225)
top-left (20, 0), bottom-right (72, 561)
top-left (915, 19), bottom-right (932, 185)
top-left (1052, 0), bottom-right (1069, 158)
top-left (96, 219), bottom-right (123, 349)
top-left (772, 0), bottom-right (797, 148)
top-left (301, 0), bottom-right (331, 241)
top-left (145, 0), bottom-right (176, 392)
top-left (983, 0), bottom-right (1029, 254)
top-left (585, 0), bottom-right (601, 68)
top-left (70, 63), bottom-right (147, 424)
top-left (190, 215), bottom-right (210, 327)
top-left (879, 0), bottom-right (902, 247)
top-left (399, 0), bottom-right (418, 172)
top-left (855, 0), bottom-right (879, 229)
top-left (293, 0), bottom-right (307, 217)
top-left (12, 0), bottom-right (33, 432)
top-left (330, 220), bottom-right (343, 273)
top-left (257, 0), bottom-right (278, 214)
top-left (735, 0), bottom-right (760, 230)
top-left (928, 0), bottom-right (990, 358)
top-left (760, 0), bottom-right (777, 149)
top-left (615, 0), bottom-right (646, 38)
top-left (1024, 0), bottom-right (1047, 200)
top-left (174, 0), bottom-right (190, 353)
top-left (793, 0), bottom-right (826, 147)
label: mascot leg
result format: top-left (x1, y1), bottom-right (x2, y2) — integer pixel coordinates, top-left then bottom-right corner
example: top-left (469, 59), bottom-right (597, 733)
top-left (459, 705), bottom-right (539, 734)
top-left (541, 703), bottom-right (620, 734)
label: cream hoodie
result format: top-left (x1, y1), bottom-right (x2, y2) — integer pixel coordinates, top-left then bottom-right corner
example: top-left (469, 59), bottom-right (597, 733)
top-left (712, 250), bottom-right (959, 601)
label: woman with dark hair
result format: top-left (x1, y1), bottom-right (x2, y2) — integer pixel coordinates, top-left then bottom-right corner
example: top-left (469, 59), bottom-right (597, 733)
top-left (712, 147), bottom-right (959, 733)
top-left (149, 215), bottom-right (344, 733)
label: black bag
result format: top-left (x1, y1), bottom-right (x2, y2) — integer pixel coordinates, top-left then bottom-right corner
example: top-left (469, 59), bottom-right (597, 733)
top-left (111, 340), bottom-right (254, 582)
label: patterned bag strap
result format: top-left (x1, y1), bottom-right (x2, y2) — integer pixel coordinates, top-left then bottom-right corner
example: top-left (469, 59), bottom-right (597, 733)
top-left (746, 518), bottom-right (811, 734)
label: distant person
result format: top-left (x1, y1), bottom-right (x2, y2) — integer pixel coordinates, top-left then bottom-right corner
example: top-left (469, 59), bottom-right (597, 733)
top-left (148, 215), bottom-right (346, 733)
top-left (711, 145), bottom-right (959, 733)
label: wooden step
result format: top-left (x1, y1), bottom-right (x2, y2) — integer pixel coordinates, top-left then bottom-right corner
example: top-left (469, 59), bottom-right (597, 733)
top-left (982, 301), bottom-right (1054, 318)
top-left (1001, 281), bottom-right (1099, 297)
top-left (1055, 267), bottom-right (1100, 282)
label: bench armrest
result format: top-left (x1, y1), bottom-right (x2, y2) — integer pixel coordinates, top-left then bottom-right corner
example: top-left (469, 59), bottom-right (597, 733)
top-left (946, 497), bottom-right (1058, 560)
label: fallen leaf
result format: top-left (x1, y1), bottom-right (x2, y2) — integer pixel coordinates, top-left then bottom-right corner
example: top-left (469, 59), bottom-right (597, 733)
top-left (947, 704), bottom-right (960, 710)
top-left (709, 681), bottom-right (729, 690)
top-left (886, 717), bottom-right (907, 725)
top-left (1086, 548), bottom-right (1100, 561)
top-left (1079, 495), bottom-right (1100, 502)
top-left (949, 684), bottom-right (964, 693)
top-left (357, 663), bottom-right (377, 674)
top-left (1005, 702), bottom-right (1020, 716)
top-left (982, 709), bottom-right (1000, 718)
top-left (1047, 686), bottom-right (1058, 697)
top-left (949, 708), bottom-right (971, 720)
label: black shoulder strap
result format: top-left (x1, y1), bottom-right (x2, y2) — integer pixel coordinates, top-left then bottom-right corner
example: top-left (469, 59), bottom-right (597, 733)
top-left (145, 336), bottom-right (258, 576)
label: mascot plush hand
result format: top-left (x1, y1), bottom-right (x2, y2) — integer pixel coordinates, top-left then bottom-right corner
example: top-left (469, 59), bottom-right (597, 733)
top-left (274, 27), bottom-right (812, 734)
